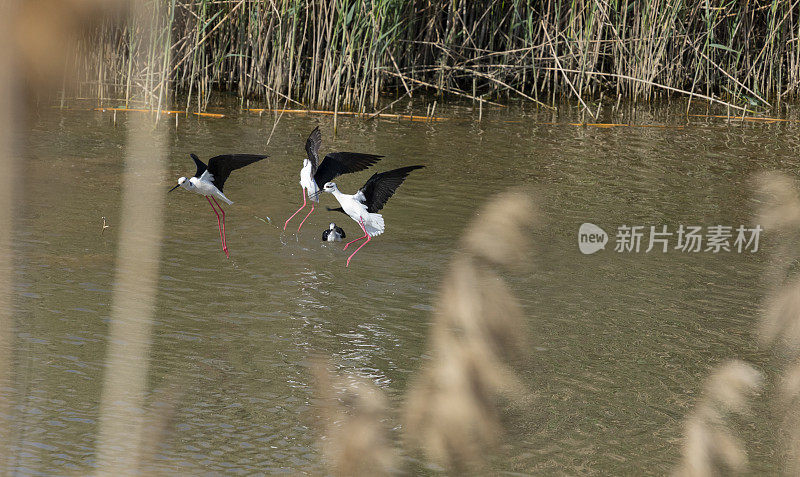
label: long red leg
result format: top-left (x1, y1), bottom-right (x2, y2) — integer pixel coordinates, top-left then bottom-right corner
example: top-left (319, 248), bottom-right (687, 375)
top-left (206, 197), bottom-right (227, 258)
top-left (211, 197), bottom-right (228, 258)
top-left (297, 204), bottom-right (315, 231)
top-left (343, 219), bottom-right (368, 250)
top-left (284, 188), bottom-right (306, 230)
top-left (346, 219), bottom-right (371, 267)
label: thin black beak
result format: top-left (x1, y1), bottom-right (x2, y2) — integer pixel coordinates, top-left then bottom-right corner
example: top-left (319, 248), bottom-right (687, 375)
top-left (168, 184), bottom-right (180, 193)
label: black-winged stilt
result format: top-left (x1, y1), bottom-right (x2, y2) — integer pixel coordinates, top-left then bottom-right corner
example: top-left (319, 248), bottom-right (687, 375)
top-left (169, 153), bottom-right (268, 258)
top-left (284, 126), bottom-right (383, 232)
top-left (322, 165), bottom-right (424, 267)
top-left (322, 223), bottom-right (346, 242)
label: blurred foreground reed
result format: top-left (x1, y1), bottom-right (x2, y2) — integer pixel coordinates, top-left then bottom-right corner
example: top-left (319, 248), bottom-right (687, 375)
top-left (313, 190), bottom-right (537, 474)
top-left (0, 0), bottom-right (179, 474)
top-left (672, 173), bottom-right (800, 476)
top-left (314, 177), bottom-right (800, 475)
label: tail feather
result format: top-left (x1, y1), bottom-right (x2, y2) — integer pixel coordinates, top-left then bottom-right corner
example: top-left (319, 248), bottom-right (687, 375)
top-left (216, 193), bottom-right (234, 205)
top-left (365, 213), bottom-right (384, 237)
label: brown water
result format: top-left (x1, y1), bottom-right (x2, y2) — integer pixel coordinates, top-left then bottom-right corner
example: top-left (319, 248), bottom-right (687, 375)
top-left (7, 103), bottom-right (796, 474)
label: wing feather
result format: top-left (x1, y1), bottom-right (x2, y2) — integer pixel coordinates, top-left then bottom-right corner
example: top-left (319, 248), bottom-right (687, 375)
top-left (191, 154), bottom-right (207, 178)
top-left (313, 152), bottom-right (384, 189)
top-left (358, 165), bottom-right (424, 213)
top-left (305, 126), bottom-right (322, 175)
top-left (206, 154), bottom-right (268, 192)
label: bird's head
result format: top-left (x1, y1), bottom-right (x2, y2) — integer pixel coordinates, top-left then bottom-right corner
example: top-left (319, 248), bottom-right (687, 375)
top-left (329, 223), bottom-right (336, 230)
top-left (169, 176), bottom-right (187, 192)
top-left (323, 182), bottom-right (338, 193)
top-left (169, 176), bottom-right (194, 193)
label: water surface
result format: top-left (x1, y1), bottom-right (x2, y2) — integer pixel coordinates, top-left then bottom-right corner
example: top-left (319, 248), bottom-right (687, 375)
top-left (8, 103), bottom-right (795, 474)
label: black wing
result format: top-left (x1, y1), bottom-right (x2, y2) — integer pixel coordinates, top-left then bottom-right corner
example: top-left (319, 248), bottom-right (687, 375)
top-left (206, 154), bottom-right (269, 192)
top-left (190, 154), bottom-right (207, 178)
top-left (357, 165), bottom-right (425, 213)
top-left (335, 225), bottom-right (346, 239)
top-left (321, 229), bottom-right (330, 241)
top-left (313, 152), bottom-right (384, 189)
top-left (306, 126), bottom-right (322, 175)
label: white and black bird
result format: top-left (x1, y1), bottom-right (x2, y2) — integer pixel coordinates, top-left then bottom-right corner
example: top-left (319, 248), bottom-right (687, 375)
top-left (169, 153), bottom-right (268, 258)
top-left (284, 126), bottom-right (383, 232)
top-left (322, 223), bottom-right (346, 242)
top-left (323, 165), bottom-right (424, 267)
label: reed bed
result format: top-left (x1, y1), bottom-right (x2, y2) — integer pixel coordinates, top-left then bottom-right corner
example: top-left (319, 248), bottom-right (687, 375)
top-left (76, 0), bottom-right (800, 113)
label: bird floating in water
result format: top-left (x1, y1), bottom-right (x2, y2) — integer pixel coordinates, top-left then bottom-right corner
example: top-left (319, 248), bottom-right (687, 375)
top-left (322, 223), bottom-right (346, 242)
top-left (169, 153), bottom-right (268, 258)
top-left (284, 126), bottom-right (383, 232)
top-left (323, 165), bottom-right (424, 267)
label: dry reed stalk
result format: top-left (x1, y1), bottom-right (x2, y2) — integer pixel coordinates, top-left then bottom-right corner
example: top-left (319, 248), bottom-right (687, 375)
top-left (674, 361), bottom-right (762, 477)
top-left (94, 0), bottom-right (168, 473)
top-left (381, 71), bottom-right (503, 107)
top-left (540, 67), bottom-right (753, 114)
top-left (541, 24), bottom-right (597, 119)
top-left (245, 108), bottom-right (449, 122)
top-left (567, 123), bottom-right (685, 129)
top-left (312, 361), bottom-right (397, 477)
top-left (403, 190), bottom-right (537, 471)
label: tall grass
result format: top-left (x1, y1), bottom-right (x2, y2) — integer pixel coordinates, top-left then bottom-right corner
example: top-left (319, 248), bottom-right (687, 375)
top-left (76, 0), bottom-right (800, 113)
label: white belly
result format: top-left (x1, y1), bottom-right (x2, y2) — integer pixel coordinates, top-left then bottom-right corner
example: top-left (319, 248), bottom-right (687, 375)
top-left (341, 198), bottom-right (384, 236)
top-left (194, 181), bottom-right (217, 196)
top-left (189, 178), bottom-right (232, 204)
top-left (300, 162), bottom-right (320, 202)
top-left (341, 198), bottom-right (367, 221)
